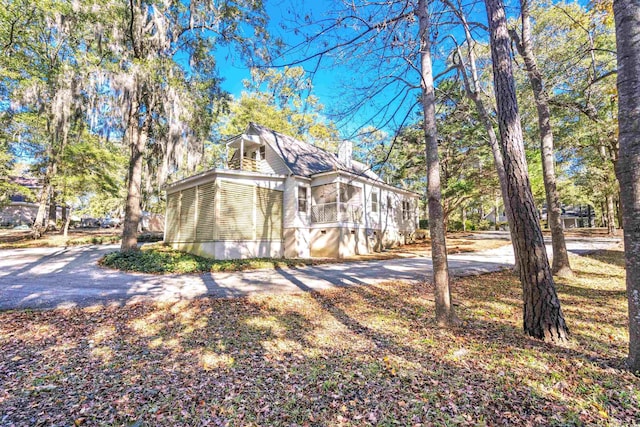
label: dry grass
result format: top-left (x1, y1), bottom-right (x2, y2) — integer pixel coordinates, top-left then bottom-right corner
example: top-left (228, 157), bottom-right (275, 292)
top-left (0, 229), bottom-right (163, 249)
top-left (1, 249), bottom-right (638, 426)
top-left (391, 234), bottom-right (510, 257)
top-left (0, 228), bottom-right (121, 248)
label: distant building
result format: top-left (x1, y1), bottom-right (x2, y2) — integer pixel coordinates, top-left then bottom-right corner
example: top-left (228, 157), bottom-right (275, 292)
top-left (0, 177), bottom-right (41, 227)
top-left (541, 205), bottom-right (595, 229)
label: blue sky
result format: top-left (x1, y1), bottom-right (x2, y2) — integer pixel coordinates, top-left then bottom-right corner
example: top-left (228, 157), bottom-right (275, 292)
top-left (212, 0), bottom-right (492, 138)
top-left (214, 1), bottom-right (347, 109)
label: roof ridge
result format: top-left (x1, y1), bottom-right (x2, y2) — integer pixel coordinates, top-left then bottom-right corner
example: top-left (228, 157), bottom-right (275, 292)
top-left (249, 122), bottom-right (340, 157)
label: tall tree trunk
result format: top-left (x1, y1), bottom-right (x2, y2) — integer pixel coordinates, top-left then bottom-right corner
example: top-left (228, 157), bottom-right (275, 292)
top-left (613, 0), bottom-right (640, 373)
top-left (47, 188), bottom-right (57, 231)
top-left (446, 1), bottom-right (519, 271)
top-left (606, 193), bottom-right (617, 235)
top-left (510, 0), bottom-right (572, 277)
top-left (121, 103), bottom-right (149, 252)
top-left (485, 0), bottom-right (568, 343)
top-left (616, 195), bottom-right (623, 230)
top-left (418, 0), bottom-right (457, 327)
top-left (61, 204), bottom-right (68, 232)
top-left (598, 145), bottom-right (617, 235)
top-left (33, 125), bottom-right (57, 239)
top-left (462, 206), bottom-right (467, 231)
top-left (63, 207), bottom-right (71, 238)
top-left (32, 162), bottom-right (52, 239)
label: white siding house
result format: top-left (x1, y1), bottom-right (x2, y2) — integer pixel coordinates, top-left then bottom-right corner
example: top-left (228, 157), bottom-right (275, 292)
top-left (165, 123), bottom-right (419, 259)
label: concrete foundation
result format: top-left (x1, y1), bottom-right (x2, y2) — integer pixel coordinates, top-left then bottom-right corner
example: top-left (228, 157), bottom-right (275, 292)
top-left (171, 240), bottom-right (283, 260)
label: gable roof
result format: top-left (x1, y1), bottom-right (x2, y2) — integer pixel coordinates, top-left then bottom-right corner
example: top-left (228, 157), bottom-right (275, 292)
top-left (247, 123), bottom-right (380, 180)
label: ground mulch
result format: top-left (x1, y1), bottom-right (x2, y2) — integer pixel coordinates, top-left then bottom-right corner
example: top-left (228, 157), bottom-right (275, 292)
top-left (0, 250), bottom-right (638, 426)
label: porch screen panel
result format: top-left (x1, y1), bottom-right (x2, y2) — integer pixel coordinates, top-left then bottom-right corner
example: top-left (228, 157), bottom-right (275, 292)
top-left (166, 192), bottom-right (180, 242)
top-left (256, 187), bottom-right (283, 240)
top-left (218, 181), bottom-right (254, 240)
top-left (196, 182), bottom-right (216, 241)
top-left (180, 187), bottom-right (197, 242)
top-left (311, 184), bottom-right (337, 204)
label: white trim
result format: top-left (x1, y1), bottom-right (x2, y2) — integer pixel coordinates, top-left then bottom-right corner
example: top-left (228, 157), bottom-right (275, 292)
top-left (166, 169), bottom-right (287, 193)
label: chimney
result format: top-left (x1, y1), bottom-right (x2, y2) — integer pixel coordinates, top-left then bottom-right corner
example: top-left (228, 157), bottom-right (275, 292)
top-left (338, 140), bottom-right (353, 169)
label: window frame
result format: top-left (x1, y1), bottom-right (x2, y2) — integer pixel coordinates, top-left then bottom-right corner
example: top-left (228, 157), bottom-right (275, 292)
top-left (371, 191), bottom-right (379, 213)
top-left (402, 200), bottom-right (411, 220)
top-left (298, 185), bottom-right (308, 214)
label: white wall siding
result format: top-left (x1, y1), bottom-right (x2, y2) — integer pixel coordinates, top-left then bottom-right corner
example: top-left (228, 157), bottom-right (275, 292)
top-left (172, 240), bottom-right (283, 260)
top-left (262, 144), bottom-right (291, 175)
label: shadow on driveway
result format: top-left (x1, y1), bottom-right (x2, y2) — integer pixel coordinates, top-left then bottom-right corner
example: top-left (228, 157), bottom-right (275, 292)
top-left (0, 237), bottom-right (617, 310)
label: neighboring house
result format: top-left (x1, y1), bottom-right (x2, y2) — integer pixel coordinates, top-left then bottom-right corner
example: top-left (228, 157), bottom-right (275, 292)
top-left (541, 205), bottom-right (595, 229)
top-left (0, 177), bottom-right (40, 227)
top-left (164, 123), bottom-right (419, 259)
top-left (484, 204), bottom-right (596, 231)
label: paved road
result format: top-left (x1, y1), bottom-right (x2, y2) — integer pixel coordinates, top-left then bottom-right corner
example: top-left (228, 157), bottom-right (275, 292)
top-left (0, 236), bottom-right (620, 310)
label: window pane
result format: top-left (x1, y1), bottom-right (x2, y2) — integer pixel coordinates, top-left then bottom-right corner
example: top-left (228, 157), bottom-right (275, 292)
top-left (298, 186), bottom-right (308, 212)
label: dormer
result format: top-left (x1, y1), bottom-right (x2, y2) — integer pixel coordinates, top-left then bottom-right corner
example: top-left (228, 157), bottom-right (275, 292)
top-left (225, 134), bottom-right (264, 172)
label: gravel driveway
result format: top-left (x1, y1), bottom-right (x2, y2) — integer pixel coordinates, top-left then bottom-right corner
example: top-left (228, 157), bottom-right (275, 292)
top-left (0, 236), bottom-right (620, 310)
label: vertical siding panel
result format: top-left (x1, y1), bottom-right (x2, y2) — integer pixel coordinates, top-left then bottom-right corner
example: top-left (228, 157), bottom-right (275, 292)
top-left (180, 187), bottom-right (197, 242)
top-left (166, 192), bottom-right (180, 242)
top-left (218, 181), bottom-right (254, 240)
top-left (196, 182), bottom-right (216, 241)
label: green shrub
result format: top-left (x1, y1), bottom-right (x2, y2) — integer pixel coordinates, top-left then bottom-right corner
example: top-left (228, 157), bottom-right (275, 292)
top-left (419, 219), bottom-right (429, 229)
top-left (477, 220), bottom-right (492, 231)
top-left (448, 220), bottom-right (477, 232)
top-left (99, 246), bottom-right (323, 274)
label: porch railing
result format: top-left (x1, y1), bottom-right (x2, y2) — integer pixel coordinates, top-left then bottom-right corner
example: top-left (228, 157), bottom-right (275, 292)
top-left (228, 157), bottom-right (258, 172)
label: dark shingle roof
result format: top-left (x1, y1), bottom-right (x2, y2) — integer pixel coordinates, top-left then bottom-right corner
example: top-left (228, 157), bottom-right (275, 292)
top-left (248, 123), bottom-right (379, 180)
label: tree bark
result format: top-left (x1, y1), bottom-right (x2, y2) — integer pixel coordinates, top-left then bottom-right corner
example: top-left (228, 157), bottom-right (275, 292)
top-left (446, 1), bottom-right (518, 269)
top-left (32, 165), bottom-right (52, 239)
top-left (485, 0), bottom-right (568, 343)
top-left (32, 138), bottom-right (56, 239)
top-left (418, 0), bottom-right (457, 327)
top-left (613, 0), bottom-right (640, 373)
top-left (121, 98), bottom-right (149, 252)
top-left (510, 0), bottom-right (572, 277)
top-left (47, 188), bottom-right (57, 231)
top-left (61, 204), bottom-right (68, 233)
top-left (616, 195), bottom-right (623, 230)
top-left (63, 207), bottom-right (71, 238)
top-left (462, 206), bottom-right (467, 231)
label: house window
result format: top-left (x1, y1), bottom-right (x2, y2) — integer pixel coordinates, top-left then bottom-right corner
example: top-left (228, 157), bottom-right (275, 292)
top-left (259, 146), bottom-right (266, 160)
top-left (402, 200), bottom-right (411, 220)
top-left (371, 192), bottom-right (378, 213)
top-left (298, 185), bottom-right (308, 213)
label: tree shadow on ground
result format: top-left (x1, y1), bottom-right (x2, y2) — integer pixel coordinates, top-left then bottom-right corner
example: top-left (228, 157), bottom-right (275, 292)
top-left (1, 254), bottom-right (638, 426)
top-left (583, 250), bottom-right (626, 268)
